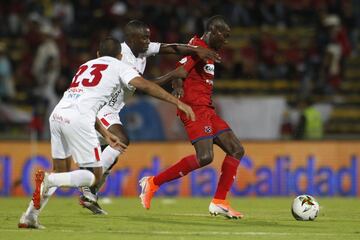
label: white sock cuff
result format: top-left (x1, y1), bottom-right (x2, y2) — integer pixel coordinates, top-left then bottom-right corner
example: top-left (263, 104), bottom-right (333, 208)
top-left (48, 170), bottom-right (95, 187)
top-left (71, 170), bottom-right (95, 187)
top-left (101, 146), bottom-right (121, 171)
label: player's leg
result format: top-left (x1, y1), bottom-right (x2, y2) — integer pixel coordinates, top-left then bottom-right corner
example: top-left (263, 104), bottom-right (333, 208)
top-left (34, 111), bottom-right (102, 207)
top-left (19, 157), bottom-right (73, 229)
top-left (213, 130), bottom-right (244, 199)
top-left (19, 114), bottom-right (73, 229)
top-left (139, 139), bottom-right (214, 209)
top-left (80, 116), bottom-right (129, 214)
top-left (34, 113), bottom-right (100, 207)
top-left (153, 139), bottom-right (213, 185)
top-left (153, 105), bottom-right (216, 185)
top-left (209, 130), bottom-right (245, 219)
top-left (98, 123), bottom-right (129, 189)
top-left (40, 157), bottom-right (72, 209)
top-left (19, 158), bottom-right (66, 229)
top-left (139, 106), bottom-right (216, 209)
top-left (39, 157), bottom-right (72, 210)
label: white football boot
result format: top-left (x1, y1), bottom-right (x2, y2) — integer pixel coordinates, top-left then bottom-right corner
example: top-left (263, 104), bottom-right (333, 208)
top-left (209, 199), bottom-right (244, 219)
top-left (18, 212), bottom-right (45, 229)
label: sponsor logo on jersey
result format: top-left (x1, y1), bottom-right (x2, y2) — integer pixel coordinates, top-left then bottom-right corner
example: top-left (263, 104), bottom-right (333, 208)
top-left (65, 88), bottom-right (83, 99)
top-left (51, 113), bottom-right (70, 124)
top-left (108, 89), bottom-right (121, 107)
top-left (204, 64), bottom-right (214, 75)
top-left (204, 126), bottom-right (212, 134)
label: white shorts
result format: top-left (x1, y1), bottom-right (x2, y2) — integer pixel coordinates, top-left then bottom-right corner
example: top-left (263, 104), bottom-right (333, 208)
top-left (50, 107), bottom-right (103, 168)
top-left (97, 105), bottom-right (123, 129)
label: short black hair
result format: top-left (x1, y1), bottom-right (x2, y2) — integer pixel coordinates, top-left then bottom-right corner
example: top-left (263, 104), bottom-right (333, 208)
top-left (125, 20), bottom-right (148, 38)
top-left (205, 15), bottom-right (228, 31)
top-left (98, 37), bottom-right (121, 57)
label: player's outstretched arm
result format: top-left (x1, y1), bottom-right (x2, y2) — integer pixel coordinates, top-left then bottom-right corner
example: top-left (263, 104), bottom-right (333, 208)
top-left (159, 43), bottom-right (221, 62)
top-left (95, 118), bottom-right (128, 152)
top-left (152, 66), bottom-right (187, 86)
top-left (172, 78), bottom-right (184, 99)
top-left (170, 66), bottom-right (188, 98)
top-left (129, 76), bottom-right (195, 121)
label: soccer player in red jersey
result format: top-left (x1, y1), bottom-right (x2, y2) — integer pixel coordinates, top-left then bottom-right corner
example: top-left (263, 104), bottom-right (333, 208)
top-left (139, 15), bottom-right (245, 219)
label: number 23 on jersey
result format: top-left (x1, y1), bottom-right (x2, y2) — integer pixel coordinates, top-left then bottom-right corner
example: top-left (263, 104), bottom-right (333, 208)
top-left (69, 64), bottom-right (109, 88)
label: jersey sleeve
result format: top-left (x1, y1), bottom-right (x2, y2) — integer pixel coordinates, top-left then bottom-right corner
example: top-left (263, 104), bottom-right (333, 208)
top-left (118, 62), bottom-right (140, 90)
top-left (144, 42), bottom-right (161, 57)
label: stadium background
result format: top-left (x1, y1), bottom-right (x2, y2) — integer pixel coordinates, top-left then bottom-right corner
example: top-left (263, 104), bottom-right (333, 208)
top-left (0, 0), bottom-right (359, 198)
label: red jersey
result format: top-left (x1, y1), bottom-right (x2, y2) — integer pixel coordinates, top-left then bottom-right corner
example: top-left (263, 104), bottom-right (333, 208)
top-left (177, 36), bottom-right (215, 107)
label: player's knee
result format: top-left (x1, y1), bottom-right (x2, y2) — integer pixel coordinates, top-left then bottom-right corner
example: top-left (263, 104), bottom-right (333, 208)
top-left (232, 145), bottom-right (245, 160)
top-left (198, 153), bottom-right (214, 166)
top-left (121, 136), bottom-right (130, 146)
top-left (53, 161), bottom-right (69, 172)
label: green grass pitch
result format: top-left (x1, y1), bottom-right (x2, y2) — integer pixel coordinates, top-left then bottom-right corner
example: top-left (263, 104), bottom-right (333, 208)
top-left (0, 197), bottom-right (359, 240)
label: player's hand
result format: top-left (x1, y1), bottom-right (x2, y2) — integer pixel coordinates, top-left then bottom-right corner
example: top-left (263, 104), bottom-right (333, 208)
top-left (172, 87), bottom-right (184, 99)
top-left (105, 133), bottom-right (128, 153)
top-left (177, 100), bottom-right (195, 121)
top-left (194, 46), bottom-right (221, 63)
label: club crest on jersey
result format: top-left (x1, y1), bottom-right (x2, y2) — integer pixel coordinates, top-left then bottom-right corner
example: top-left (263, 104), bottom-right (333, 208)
top-left (204, 64), bottom-right (214, 75)
top-left (204, 126), bottom-right (212, 134)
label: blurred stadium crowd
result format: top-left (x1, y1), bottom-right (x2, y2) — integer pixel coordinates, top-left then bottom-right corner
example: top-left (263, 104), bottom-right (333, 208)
top-left (0, 0), bottom-right (359, 140)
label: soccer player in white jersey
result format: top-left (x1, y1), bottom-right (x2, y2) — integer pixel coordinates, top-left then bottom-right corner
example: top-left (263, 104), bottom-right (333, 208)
top-left (79, 20), bottom-right (221, 214)
top-left (18, 37), bottom-right (195, 229)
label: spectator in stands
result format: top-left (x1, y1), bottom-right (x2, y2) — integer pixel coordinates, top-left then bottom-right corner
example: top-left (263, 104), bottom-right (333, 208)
top-left (259, 0), bottom-right (288, 28)
top-left (284, 36), bottom-right (305, 80)
top-left (0, 0), bottom-right (359, 140)
top-left (32, 23), bottom-right (61, 138)
top-left (341, 0), bottom-right (358, 55)
top-left (0, 42), bottom-right (15, 100)
top-left (258, 31), bottom-right (279, 80)
top-left (235, 0), bottom-right (260, 27)
top-left (53, 0), bottom-right (74, 32)
top-left (239, 39), bottom-right (259, 79)
top-left (23, 13), bottom-right (42, 53)
top-left (294, 98), bottom-right (324, 140)
top-left (319, 15), bottom-right (351, 93)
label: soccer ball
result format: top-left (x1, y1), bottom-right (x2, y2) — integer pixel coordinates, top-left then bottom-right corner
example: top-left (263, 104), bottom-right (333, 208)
top-left (291, 195), bottom-right (319, 221)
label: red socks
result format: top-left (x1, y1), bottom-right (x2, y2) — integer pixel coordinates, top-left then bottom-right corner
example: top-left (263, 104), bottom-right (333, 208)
top-left (214, 155), bottom-right (240, 200)
top-left (153, 154), bottom-right (240, 199)
top-left (153, 155), bottom-right (200, 186)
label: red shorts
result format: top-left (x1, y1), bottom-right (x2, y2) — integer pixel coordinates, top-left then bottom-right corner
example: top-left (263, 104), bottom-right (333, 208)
top-left (178, 106), bottom-right (231, 144)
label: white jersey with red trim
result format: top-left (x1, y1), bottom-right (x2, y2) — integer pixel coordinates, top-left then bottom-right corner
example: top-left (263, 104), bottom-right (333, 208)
top-left (102, 42), bottom-right (161, 112)
top-left (57, 56), bottom-right (139, 117)
top-left (96, 42), bottom-right (161, 128)
top-left (50, 56), bottom-right (140, 166)
top-left (121, 42), bottom-right (161, 74)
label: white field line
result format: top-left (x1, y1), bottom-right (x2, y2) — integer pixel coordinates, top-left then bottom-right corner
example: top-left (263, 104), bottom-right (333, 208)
top-left (1, 229), bottom-right (357, 236)
top-left (170, 213), bottom-right (210, 217)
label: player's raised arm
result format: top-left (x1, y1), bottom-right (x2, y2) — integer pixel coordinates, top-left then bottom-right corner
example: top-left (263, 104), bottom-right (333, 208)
top-left (129, 76), bottom-right (195, 121)
top-left (151, 66), bottom-right (187, 86)
top-left (159, 43), bottom-right (221, 62)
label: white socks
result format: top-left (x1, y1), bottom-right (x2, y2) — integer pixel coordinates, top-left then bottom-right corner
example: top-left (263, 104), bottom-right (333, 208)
top-left (25, 186), bottom-right (57, 218)
top-left (101, 146), bottom-right (121, 172)
top-left (24, 170), bottom-right (95, 219)
top-left (48, 170), bottom-right (95, 187)
top-left (24, 147), bottom-right (120, 219)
